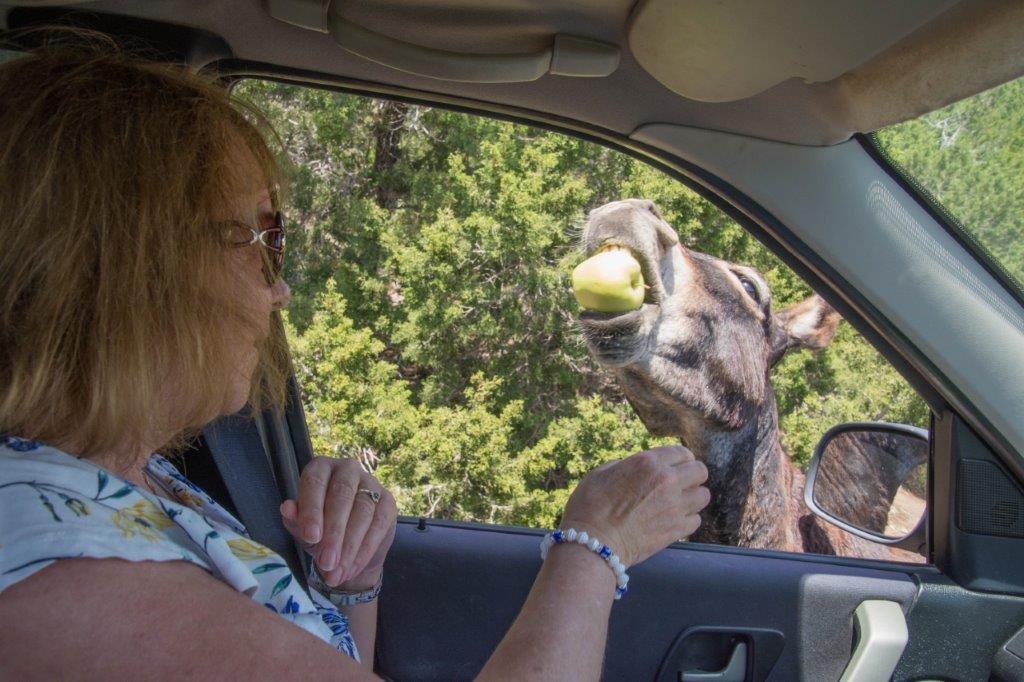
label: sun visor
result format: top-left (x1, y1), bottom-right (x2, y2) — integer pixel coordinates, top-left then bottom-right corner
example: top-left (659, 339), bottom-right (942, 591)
top-left (627, 0), bottom-right (958, 103)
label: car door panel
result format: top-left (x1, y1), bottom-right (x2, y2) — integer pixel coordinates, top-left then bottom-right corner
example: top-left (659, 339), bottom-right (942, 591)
top-left (897, 575), bottom-right (1024, 681)
top-left (377, 520), bottom-right (927, 681)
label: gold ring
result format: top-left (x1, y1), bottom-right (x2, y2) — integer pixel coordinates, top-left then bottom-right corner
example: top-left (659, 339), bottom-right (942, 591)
top-left (358, 488), bottom-right (381, 505)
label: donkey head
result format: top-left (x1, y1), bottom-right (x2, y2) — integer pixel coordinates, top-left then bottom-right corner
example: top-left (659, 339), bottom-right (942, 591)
top-left (576, 199), bottom-right (840, 440)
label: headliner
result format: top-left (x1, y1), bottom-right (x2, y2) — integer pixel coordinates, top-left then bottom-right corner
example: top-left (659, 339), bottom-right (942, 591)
top-left (2, 0), bottom-right (1022, 146)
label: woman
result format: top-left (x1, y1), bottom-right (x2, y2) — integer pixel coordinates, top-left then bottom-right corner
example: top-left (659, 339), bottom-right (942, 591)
top-left (0, 43), bottom-right (710, 679)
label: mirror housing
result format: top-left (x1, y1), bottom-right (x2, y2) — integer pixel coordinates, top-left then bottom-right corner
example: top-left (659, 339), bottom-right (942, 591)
top-left (805, 422), bottom-right (929, 555)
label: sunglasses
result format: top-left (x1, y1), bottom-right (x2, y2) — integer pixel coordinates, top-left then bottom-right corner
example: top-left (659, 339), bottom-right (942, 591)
top-left (223, 211), bottom-right (286, 285)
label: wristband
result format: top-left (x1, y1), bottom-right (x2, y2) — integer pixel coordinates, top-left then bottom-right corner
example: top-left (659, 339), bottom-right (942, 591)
top-left (307, 565), bottom-right (383, 606)
top-left (540, 528), bottom-right (629, 600)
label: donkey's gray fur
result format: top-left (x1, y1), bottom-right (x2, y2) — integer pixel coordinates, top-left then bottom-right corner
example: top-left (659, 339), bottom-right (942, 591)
top-left (577, 199), bottom-right (908, 557)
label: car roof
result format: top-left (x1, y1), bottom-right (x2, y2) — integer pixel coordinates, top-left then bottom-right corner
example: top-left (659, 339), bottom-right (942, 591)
top-left (3, 0), bottom-right (1022, 146)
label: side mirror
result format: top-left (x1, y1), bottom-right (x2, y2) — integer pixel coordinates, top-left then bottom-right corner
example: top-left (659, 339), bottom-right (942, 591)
top-left (805, 422), bottom-right (928, 555)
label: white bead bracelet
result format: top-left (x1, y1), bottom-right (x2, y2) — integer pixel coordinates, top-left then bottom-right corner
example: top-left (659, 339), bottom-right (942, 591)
top-left (540, 528), bottom-right (629, 600)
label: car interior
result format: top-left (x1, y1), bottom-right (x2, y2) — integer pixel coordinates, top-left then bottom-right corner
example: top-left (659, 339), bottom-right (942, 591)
top-left (3, 1), bottom-right (1024, 680)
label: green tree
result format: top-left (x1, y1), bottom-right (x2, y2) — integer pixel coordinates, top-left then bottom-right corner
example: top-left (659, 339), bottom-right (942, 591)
top-left (242, 77), bottom-right (945, 525)
top-left (285, 279), bottom-right (418, 468)
top-left (376, 373), bottom-right (526, 523)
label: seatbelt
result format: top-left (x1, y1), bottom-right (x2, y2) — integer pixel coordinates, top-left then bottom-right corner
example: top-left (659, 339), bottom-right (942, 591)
top-left (203, 312), bottom-right (316, 583)
top-left (202, 411), bottom-right (307, 581)
top-left (265, 374), bottom-right (316, 580)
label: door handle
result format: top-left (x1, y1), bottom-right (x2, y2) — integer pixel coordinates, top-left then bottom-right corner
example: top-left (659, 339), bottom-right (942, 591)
top-left (682, 641), bottom-right (747, 682)
top-left (840, 600), bottom-right (909, 682)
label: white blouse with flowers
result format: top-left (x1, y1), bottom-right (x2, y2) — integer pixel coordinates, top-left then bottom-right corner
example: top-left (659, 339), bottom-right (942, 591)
top-left (0, 435), bottom-right (359, 662)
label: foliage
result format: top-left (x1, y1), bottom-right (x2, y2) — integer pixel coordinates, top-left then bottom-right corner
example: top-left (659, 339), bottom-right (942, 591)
top-left (378, 373), bottom-right (530, 524)
top-left (235, 72), bottom-right (1010, 528)
top-left (284, 279), bottom-right (417, 468)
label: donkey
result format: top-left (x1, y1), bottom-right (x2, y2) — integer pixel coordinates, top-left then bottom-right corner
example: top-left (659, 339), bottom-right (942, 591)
top-left (575, 199), bottom-right (915, 559)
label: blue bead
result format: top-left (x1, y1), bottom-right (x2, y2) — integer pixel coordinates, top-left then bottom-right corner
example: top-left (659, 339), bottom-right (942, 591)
top-left (599, 546), bottom-right (611, 558)
top-left (552, 531), bottom-right (562, 542)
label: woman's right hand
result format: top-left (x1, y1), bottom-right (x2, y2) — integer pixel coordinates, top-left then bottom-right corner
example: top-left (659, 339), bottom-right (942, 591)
top-left (559, 444), bottom-right (710, 568)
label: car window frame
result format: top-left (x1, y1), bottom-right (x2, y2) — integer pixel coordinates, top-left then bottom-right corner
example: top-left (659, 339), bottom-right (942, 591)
top-left (221, 64), bottom-right (995, 571)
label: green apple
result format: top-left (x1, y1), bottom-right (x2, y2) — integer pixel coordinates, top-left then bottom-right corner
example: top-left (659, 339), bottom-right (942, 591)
top-left (572, 245), bottom-right (646, 313)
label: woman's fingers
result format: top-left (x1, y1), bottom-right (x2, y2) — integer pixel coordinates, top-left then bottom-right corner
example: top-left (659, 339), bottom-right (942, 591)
top-left (678, 459), bottom-right (709, 488)
top-left (280, 457), bottom-right (399, 587)
top-left (646, 444), bottom-right (695, 466)
top-left (344, 491), bottom-right (397, 582)
top-left (681, 511), bottom-right (702, 538)
top-left (316, 460), bottom-right (363, 573)
top-left (279, 499), bottom-right (306, 547)
top-left (280, 498), bottom-right (297, 523)
top-left (681, 485), bottom-right (711, 515)
top-left (316, 486), bottom-right (395, 586)
top-left (561, 444), bottom-right (713, 568)
top-left (323, 484), bottom-right (377, 581)
top-left (296, 458), bottom-right (333, 544)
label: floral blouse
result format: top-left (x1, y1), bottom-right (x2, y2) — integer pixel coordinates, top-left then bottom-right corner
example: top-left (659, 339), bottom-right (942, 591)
top-left (0, 435), bottom-right (359, 662)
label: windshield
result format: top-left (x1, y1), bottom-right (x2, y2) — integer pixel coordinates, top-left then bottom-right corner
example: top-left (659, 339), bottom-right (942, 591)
top-left (875, 76), bottom-right (1024, 292)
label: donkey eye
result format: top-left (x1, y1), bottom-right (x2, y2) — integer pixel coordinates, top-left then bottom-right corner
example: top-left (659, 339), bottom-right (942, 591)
top-left (738, 276), bottom-right (761, 303)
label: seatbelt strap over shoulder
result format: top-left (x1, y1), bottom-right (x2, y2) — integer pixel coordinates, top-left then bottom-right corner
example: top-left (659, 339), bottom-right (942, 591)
top-left (202, 413), bottom-right (306, 579)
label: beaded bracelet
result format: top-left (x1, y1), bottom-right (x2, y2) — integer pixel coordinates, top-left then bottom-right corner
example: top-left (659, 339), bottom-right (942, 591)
top-left (540, 528), bottom-right (629, 600)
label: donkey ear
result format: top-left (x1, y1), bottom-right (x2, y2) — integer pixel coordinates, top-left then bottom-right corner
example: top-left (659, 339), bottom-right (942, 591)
top-left (769, 294), bottom-right (841, 366)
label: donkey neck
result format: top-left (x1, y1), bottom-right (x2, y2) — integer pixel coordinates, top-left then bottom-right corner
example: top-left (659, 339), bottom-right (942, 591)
top-left (683, 391), bottom-right (796, 549)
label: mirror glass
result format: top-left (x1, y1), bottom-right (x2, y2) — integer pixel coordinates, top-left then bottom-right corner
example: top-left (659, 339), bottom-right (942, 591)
top-left (813, 428), bottom-right (928, 539)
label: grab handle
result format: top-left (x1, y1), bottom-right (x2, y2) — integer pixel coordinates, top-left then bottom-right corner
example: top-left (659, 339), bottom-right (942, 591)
top-left (265, 0), bottom-right (619, 82)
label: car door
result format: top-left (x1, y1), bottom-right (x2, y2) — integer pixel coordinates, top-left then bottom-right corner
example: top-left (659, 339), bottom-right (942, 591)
top-left (372, 413), bottom-right (1024, 681)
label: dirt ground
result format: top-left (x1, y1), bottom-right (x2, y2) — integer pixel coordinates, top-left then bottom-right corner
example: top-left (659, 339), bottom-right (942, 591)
top-left (881, 487), bottom-right (927, 563)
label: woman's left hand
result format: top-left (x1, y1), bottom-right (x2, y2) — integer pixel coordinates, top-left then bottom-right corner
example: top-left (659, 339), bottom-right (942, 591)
top-left (280, 457), bottom-right (397, 589)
